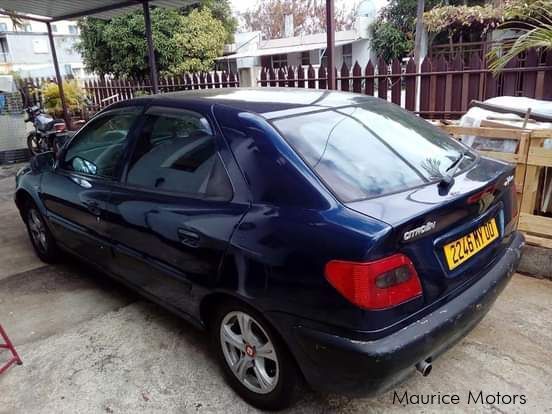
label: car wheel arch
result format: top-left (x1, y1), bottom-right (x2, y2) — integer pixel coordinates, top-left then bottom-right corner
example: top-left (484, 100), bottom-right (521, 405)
top-left (199, 291), bottom-right (307, 383)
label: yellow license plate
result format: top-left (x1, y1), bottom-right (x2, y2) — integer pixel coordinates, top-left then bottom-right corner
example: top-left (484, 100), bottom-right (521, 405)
top-left (443, 218), bottom-right (499, 270)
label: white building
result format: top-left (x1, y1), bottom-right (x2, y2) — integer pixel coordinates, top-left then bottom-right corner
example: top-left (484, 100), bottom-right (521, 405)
top-left (0, 17), bottom-right (88, 78)
top-left (218, 1), bottom-right (378, 87)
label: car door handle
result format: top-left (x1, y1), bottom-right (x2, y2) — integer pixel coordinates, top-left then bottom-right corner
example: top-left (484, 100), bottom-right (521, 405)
top-left (177, 228), bottom-right (200, 247)
top-left (70, 175), bottom-right (92, 189)
top-left (84, 200), bottom-right (101, 216)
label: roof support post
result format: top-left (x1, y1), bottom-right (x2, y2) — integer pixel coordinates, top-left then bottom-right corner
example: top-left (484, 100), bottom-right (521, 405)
top-left (143, 0), bottom-right (159, 94)
top-left (46, 22), bottom-right (71, 129)
top-left (325, 0), bottom-right (335, 90)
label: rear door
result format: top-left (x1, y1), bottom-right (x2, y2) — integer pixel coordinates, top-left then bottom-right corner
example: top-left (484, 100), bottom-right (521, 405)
top-left (107, 105), bottom-right (249, 315)
top-left (41, 106), bottom-right (142, 266)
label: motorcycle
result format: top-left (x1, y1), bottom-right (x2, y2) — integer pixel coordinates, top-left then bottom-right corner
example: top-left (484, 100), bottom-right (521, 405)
top-left (25, 105), bottom-right (71, 156)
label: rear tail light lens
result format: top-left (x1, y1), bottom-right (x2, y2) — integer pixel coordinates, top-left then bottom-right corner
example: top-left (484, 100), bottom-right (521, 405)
top-left (54, 122), bottom-right (66, 133)
top-left (325, 254), bottom-right (422, 310)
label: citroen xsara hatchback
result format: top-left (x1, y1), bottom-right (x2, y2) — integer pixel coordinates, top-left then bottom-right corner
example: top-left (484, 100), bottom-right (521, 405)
top-left (15, 89), bottom-right (524, 410)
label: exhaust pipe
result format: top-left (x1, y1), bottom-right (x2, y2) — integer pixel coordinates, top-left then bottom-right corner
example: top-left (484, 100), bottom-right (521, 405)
top-left (415, 359), bottom-right (432, 376)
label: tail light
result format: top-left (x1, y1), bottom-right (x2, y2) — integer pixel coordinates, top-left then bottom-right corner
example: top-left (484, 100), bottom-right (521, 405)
top-left (54, 122), bottom-right (66, 133)
top-left (325, 254), bottom-right (422, 310)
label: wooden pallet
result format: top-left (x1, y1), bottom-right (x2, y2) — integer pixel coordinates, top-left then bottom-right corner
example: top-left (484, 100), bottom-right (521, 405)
top-left (439, 124), bottom-right (552, 250)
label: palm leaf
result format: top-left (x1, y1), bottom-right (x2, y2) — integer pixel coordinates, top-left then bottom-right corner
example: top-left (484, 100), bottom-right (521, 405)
top-left (488, 7), bottom-right (552, 75)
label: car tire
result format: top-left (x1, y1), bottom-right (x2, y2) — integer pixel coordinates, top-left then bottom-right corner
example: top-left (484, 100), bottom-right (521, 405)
top-left (211, 301), bottom-right (299, 411)
top-left (24, 203), bottom-right (59, 263)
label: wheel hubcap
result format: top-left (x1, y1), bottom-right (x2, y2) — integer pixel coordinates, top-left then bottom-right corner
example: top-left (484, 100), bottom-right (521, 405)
top-left (28, 209), bottom-right (47, 252)
top-left (220, 311), bottom-right (279, 394)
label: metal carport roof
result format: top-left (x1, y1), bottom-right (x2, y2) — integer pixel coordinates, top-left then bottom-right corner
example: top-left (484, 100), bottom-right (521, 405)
top-left (0, 0), bottom-right (195, 21)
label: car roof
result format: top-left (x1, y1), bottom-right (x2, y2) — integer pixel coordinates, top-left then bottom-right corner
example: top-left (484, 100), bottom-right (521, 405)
top-left (128, 88), bottom-right (379, 120)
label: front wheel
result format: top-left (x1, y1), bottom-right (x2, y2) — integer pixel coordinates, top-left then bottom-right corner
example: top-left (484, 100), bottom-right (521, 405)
top-left (212, 302), bottom-right (299, 410)
top-left (24, 204), bottom-right (59, 263)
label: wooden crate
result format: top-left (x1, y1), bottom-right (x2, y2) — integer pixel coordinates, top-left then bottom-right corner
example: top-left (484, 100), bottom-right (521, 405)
top-left (439, 124), bottom-right (552, 249)
top-left (440, 125), bottom-right (531, 203)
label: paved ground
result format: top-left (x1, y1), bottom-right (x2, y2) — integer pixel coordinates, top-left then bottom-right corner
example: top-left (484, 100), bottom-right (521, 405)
top-left (1, 163), bottom-right (551, 413)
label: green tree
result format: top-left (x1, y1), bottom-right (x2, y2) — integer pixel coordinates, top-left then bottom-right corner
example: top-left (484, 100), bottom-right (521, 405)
top-left (371, 0), bottom-right (485, 62)
top-left (371, 21), bottom-right (413, 62)
top-left (185, 0), bottom-right (237, 42)
top-left (76, 7), bottom-right (227, 78)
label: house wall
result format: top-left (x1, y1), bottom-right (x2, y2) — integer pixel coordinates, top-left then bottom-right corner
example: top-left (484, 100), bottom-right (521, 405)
top-left (0, 33), bottom-right (84, 77)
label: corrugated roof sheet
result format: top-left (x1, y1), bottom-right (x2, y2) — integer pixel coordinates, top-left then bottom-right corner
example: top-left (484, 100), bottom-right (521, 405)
top-left (0, 0), bottom-right (197, 21)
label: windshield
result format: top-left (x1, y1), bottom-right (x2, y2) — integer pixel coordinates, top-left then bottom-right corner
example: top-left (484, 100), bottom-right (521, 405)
top-left (272, 100), bottom-right (475, 202)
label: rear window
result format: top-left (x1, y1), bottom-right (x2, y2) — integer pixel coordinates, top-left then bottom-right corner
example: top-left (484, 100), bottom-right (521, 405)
top-left (272, 101), bottom-right (473, 202)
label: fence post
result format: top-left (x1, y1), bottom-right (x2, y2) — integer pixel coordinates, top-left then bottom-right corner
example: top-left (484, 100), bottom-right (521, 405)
top-left (340, 62), bottom-right (349, 92)
top-left (269, 68), bottom-right (276, 87)
top-left (420, 57), bottom-right (432, 116)
top-left (287, 66), bottom-right (295, 87)
top-left (352, 61), bottom-right (361, 93)
top-left (297, 66), bottom-right (305, 88)
top-left (318, 65), bottom-right (327, 89)
top-left (391, 58), bottom-right (401, 105)
top-left (502, 55), bottom-right (519, 96)
top-left (451, 56), bottom-right (463, 114)
top-left (377, 58), bottom-right (387, 100)
top-left (435, 55), bottom-right (448, 119)
top-left (544, 52), bottom-right (552, 100)
top-left (307, 65), bottom-right (315, 89)
top-left (277, 67), bottom-right (286, 87)
top-left (522, 48), bottom-right (538, 98)
top-left (365, 60), bottom-right (374, 96)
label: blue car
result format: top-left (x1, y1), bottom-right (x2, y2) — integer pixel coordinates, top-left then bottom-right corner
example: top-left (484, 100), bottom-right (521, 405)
top-left (15, 89), bottom-right (524, 410)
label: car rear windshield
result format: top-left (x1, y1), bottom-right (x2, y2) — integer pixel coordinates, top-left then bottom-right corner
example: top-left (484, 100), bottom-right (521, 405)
top-left (272, 100), bottom-right (474, 202)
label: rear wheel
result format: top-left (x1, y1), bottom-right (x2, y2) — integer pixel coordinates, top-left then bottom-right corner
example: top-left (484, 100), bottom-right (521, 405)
top-left (27, 132), bottom-right (43, 156)
top-left (24, 203), bottom-right (58, 263)
top-left (211, 302), bottom-right (299, 410)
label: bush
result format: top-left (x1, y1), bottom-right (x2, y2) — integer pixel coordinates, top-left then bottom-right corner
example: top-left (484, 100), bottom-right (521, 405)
top-left (41, 80), bottom-right (85, 117)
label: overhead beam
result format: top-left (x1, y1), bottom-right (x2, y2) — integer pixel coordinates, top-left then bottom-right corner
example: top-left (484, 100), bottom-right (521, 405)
top-left (0, 10), bottom-right (50, 23)
top-left (325, 0), bottom-right (335, 90)
top-left (46, 22), bottom-right (71, 130)
top-left (50, 0), bottom-right (142, 22)
top-left (143, 0), bottom-right (159, 94)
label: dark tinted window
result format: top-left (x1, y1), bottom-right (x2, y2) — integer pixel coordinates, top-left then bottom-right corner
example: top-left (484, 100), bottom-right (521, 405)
top-left (273, 101), bottom-right (474, 201)
top-left (126, 106), bottom-right (232, 200)
top-left (63, 107), bottom-right (141, 178)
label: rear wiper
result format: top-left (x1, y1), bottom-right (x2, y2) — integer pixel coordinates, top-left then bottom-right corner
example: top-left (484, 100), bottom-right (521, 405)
top-left (439, 150), bottom-right (468, 189)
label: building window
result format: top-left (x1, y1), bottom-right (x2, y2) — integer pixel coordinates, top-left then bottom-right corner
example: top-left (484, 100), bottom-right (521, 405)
top-left (52, 24), bottom-right (57, 32)
top-left (271, 54), bottom-right (287, 69)
top-left (68, 25), bottom-right (78, 34)
top-left (23, 23), bottom-right (32, 32)
top-left (342, 43), bottom-right (352, 69)
top-left (0, 23), bottom-right (7, 32)
top-left (301, 51), bottom-right (310, 66)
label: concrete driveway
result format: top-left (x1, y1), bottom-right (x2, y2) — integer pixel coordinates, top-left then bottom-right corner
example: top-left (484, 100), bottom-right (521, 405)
top-left (1, 163), bottom-right (551, 413)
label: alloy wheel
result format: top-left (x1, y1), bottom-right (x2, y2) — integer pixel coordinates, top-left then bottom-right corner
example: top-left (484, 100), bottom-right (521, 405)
top-left (28, 209), bottom-right (47, 252)
top-left (220, 311), bottom-right (279, 394)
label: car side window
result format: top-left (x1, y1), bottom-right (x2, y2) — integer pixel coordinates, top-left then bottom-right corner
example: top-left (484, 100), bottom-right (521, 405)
top-left (125, 106), bottom-right (232, 200)
top-left (62, 107), bottom-right (141, 178)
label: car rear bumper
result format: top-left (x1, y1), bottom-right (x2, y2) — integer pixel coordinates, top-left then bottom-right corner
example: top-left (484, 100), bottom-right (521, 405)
top-left (270, 231), bottom-right (524, 395)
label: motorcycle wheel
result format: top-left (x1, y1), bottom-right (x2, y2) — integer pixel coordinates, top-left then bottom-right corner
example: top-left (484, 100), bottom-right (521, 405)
top-left (27, 132), bottom-right (42, 156)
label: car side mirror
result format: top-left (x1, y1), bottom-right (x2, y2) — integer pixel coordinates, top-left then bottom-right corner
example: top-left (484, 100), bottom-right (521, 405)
top-left (30, 151), bottom-right (55, 173)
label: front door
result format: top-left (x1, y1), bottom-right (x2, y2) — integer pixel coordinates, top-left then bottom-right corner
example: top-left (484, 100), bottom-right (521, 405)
top-left (41, 106), bottom-right (142, 267)
top-left (107, 105), bottom-right (248, 315)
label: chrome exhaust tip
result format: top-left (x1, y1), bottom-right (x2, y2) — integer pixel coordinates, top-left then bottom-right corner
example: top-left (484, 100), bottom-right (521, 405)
top-left (415, 359), bottom-right (432, 376)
